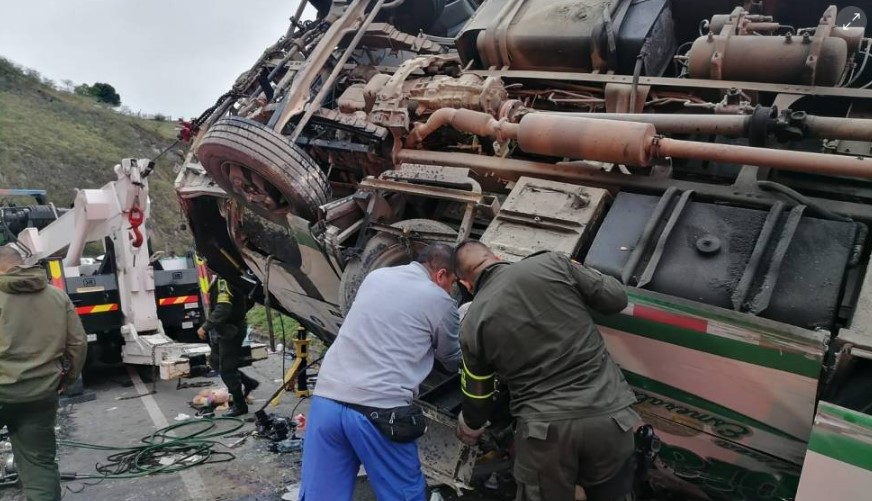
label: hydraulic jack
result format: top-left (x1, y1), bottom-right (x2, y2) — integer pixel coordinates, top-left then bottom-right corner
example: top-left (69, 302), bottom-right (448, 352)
top-left (261, 328), bottom-right (312, 412)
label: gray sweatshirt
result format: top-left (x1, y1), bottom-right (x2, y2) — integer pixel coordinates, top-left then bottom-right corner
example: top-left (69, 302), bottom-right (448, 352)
top-left (315, 262), bottom-right (461, 408)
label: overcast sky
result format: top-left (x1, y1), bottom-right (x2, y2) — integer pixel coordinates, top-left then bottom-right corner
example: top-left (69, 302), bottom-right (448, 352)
top-left (0, 0), bottom-right (316, 118)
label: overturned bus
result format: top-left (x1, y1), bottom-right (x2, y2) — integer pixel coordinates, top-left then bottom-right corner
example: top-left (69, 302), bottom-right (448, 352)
top-left (175, 1), bottom-right (872, 498)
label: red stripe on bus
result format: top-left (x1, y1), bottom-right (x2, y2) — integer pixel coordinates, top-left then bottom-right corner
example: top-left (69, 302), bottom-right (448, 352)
top-left (633, 305), bottom-right (708, 333)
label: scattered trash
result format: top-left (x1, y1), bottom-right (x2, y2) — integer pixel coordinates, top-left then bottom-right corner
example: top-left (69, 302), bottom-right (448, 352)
top-left (429, 490), bottom-right (444, 501)
top-left (190, 387), bottom-right (233, 414)
top-left (269, 437), bottom-right (303, 453)
top-left (255, 411), bottom-right (295, 442)
top-left (292, 414), bottom-right (307, 435)
top-left (228, 433), bottom-right (252, 449)
top-left (174, 413), bottom-right (192, 421)
top-left (176, 380), bottom-right (214, 390)
top-left (158, 454), bottom-right (204, 466)
top-left (485, 472), bottom-right (499, 490)
top-left (275, 343), bottom-right (284, 354)
top-left (281, 484), bottom-right (300, 500)
top-left (105, 407), bottom-right (118, 412)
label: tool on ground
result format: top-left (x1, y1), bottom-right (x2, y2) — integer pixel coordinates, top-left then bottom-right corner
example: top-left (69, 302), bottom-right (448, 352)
top-left (255, 412), bottom-right (295, 442)
top-left (262, 328), bottom-right (313, 411)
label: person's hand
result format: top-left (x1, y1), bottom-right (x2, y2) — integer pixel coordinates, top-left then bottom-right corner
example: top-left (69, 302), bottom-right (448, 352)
top-left (197, 327), bottom-right (207, 340)
top-left (456, 411), bottom-right (486, 446)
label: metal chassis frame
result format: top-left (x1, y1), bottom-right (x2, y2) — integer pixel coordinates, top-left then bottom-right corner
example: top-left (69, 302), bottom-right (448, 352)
top-left (356, 168), bottom-right (499, 245)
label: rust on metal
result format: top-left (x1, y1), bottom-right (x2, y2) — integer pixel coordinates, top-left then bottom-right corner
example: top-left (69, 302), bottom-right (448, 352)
top-left (516, 114), bottom-right (656, 166)
top-left (653, 137), bottom-right (872, 178)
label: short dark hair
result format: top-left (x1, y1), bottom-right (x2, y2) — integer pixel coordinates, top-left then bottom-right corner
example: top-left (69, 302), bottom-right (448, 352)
top-left (416, 243), bottom-right (455, 273)
top-left (452, 240), bottom-right (493, 281)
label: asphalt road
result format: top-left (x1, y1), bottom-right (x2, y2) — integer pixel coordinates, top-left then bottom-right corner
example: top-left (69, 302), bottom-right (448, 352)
top-left (0, 354), bottom-right (503, 501)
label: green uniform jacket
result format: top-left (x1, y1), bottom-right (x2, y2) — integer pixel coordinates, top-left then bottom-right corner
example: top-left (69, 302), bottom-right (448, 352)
top-left (201, 278), bottom-right (248, 337)
top-left (0, 265), bottom-right (87, 402)
top-left (460, 251), bottom-right (636, 429)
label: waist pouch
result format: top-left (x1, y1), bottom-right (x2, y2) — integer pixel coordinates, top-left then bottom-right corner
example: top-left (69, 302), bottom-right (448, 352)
top-left (347, 402), bottom-right (428, 443)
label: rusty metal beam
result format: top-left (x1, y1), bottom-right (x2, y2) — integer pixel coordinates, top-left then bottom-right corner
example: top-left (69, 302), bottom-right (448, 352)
top-left (545, 112), bottom-right (872, 141)
top-left (395, 149), bottom-right (872, 222)
top-left (654, 137), bottom-right (872, 178)
top-left (358, 177), bottom-right (483, 204)
top-left (467, 69), bottom-right (872, 99)
top-left (271, 0), bottom-right (370, 134)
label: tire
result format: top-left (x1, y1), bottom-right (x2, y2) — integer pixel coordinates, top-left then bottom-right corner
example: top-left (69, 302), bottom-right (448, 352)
top-left (388, 0), bottom-right (447, 35)
top-left (197, 116), bottom-right (331, 223)
top-left (339, 218), bottom-right (456, 315)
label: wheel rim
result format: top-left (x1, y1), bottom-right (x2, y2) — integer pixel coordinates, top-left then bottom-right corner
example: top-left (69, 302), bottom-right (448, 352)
top-left (222, 161), bottom-right (289, 214)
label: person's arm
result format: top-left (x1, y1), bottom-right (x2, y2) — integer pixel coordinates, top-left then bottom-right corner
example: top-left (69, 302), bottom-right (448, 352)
top-left (62, 299), bottom-right (87, 388)
top-left (568, 258), bottom-right (628, 314)
top-left (433, 305), bottom-right (461, 372)
top-left (457, 320), bottom-right (497, 444)
top-left (200, 280), bottom-right (233, 334)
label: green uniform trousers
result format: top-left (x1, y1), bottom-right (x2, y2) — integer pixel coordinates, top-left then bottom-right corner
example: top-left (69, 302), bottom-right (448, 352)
top-left (209, 327), bottom-right (255, 406)
top-left (0, 397), bottom-right (61, 501)
top-left (513, 408), bottom-right (638, 501)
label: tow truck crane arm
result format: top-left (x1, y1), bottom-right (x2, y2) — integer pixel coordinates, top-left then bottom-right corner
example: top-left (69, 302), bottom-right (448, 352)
top-left (14, 159), bottom-right (266, 379)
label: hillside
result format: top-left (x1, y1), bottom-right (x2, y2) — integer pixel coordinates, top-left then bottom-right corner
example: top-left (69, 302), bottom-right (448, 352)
top-left (0, 56), bottom-right (190, 251)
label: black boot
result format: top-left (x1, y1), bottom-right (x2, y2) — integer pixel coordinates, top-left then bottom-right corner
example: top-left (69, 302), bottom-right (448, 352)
top-left (225, 403), bottom-right (249, 417)
top-left (240, 371), bottom-right (260, 397)
top-left (226, 386), bottom-right (248, 417)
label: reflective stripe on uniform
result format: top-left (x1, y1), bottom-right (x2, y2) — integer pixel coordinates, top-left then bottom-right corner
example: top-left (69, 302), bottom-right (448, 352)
top-left (461, 359), bottom-right (496, 400)
top-left (216, 279), bottom-right (233, 304)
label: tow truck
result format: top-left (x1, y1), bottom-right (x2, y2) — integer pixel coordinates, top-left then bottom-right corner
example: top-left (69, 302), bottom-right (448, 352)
top-left (6, 159), bottom-right (267, 379)
top-left (175, 0), bottom-right (872, 499)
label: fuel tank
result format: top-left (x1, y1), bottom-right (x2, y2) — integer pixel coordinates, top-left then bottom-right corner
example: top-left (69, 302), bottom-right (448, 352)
top-left (455, 0), bottom-right (676, 76)
top-left (585, 191), bottom-right (859, 330)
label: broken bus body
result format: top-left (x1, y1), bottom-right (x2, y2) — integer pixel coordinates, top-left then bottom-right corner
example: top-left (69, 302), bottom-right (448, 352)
top-left (175, 1), bottom-right (872, 498)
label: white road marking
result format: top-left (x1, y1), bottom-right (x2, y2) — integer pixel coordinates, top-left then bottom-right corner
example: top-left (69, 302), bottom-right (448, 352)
top-left (127, 367), bottom-right (208, 499)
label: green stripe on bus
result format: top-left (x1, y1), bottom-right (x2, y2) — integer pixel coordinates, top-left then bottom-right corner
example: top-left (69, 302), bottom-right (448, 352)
top-left (596, 313), bottom-right (822, 378)
top-left (818, 401), bottom-right (872, 429)
top-left (625, 371), bottom-right (804, 442)
top-left (808, 428), bottom-right (872, 472)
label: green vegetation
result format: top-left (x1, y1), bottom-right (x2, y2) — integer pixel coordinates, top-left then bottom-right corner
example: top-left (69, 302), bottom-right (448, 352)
top-left (248, 304), bottom-right (300, 343)
top-left (74, 82), bottom-right (122, 106)
top-left (0, 56), bottom-right (190, 251)
top-left (247, 305), bottom-right (326, 356)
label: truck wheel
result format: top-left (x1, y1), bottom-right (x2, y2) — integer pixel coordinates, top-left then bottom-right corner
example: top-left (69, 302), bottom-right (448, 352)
top-left (197, 116), bottom-right (331, 223)
top-left (339, 218), bottom-right (456, 315)
top-left (387, 0), bottom-right (446, 35)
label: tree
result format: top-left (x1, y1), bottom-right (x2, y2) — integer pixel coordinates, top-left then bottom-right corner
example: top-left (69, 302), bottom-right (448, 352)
top-left (88, 82), bottom-right (121, 106)
top-left (74, 83), bottom-right (92, 96)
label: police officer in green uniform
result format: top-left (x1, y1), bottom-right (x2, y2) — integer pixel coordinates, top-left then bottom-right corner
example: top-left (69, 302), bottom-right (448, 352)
top-left (452, 241), bottom-right (639, 501)
top-left (0, 246), bottom-right (87, 501)
top-left (197, 276), bottom-right (259, 417)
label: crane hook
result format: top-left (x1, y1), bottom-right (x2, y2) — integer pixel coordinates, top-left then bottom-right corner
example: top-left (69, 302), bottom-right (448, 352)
top-left (128, 206), bottom-right (144, 248)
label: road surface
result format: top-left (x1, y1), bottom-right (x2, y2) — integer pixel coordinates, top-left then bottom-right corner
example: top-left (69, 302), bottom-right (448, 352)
top-left (0, 354), bottom-right (506, 501)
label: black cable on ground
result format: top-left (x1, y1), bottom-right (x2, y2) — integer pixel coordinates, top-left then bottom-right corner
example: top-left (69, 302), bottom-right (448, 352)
top-left (291, 396), bottom-right (309, 418)
top-left (57, 417), bottom-right (244, 481)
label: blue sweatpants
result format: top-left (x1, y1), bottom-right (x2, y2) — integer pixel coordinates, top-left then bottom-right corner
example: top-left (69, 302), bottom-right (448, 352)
top-left (299, 396), bottom-right (427, 501)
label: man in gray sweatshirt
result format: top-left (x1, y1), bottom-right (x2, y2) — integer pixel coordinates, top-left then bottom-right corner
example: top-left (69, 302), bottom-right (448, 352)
top-left (300, 243), bottom-right (461, 501)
